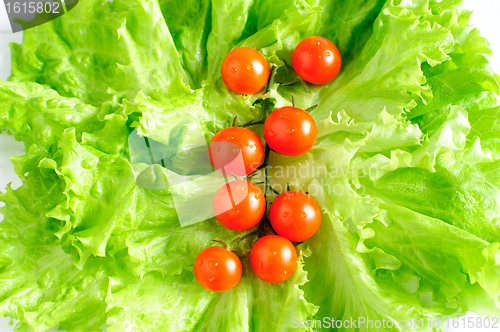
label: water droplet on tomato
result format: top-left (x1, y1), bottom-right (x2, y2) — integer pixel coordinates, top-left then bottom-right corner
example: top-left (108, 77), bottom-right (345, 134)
top-left (283, 212), bottom-right (289, 218)
top-left (215, 146), bottom-right (220, 152)
top-left (301, 212), bottom-right (307, 218)
top-left (207, 260), bottom-right (218, 269)
top-left (230, 210), bottom-right (237, 216)
top-left (281, 271), bottom-right (288, 279)
top-left (279, 115), bottom-right (288, 120)
top-left (208, 277), bottom-right (215, 282)
top-left (236, 185), bottom-right (245, 191)
top-left (255, 193), bottom-right (260, 199)
top-left (267, 251), bottom-right (277, 257)
top-left (258, 261), bottom-right (263, 268)
top-left (318, 55), bottom-right (322, 59)
top-left (231, 68), bottom-right (237, 74)
top-left (197, 260), bottom-right (203, 266)
top-left (268, 131), bottom-right (277, 137)
top-left (325, 51), bottom-right (331, 57)
top-left (286, 128), bottom-right (295, 134)
top-left (284, 196), bottom-right (291, 200)
top-left (247, 64), bottom-right (253, 71)
top-left (232, 147), bottom-right (240, 153)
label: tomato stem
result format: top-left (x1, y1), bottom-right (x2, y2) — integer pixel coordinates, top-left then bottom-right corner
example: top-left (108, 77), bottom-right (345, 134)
top-left (281, 60), bottom-right (310, 93)
top-left (235, 65), bottom-right (279, 244)
top-left (250, 65), bottom-right (280, 238)
top-left (269, 186), bottom-right (280, 195)
top-left (211, 238), bottom-right (228, 249)
top-left (280, 76), bottom-right (301, 86)
top-left (283, 59), bottom-right (295, 74)
top-left (305, 103), bottom-right (319, 113)
top-left (232, 231), bottom-right (259, 246)
top-left (291, 94), bottom-right (296, 108)
top-left (230, 249), bottom-right (244, 257)
top-left (263, 65), bottom-right (277, 204)
top-left (241, 119), bottom-right (264, 127)
top-left (300, 78), bottom-right (310, 93)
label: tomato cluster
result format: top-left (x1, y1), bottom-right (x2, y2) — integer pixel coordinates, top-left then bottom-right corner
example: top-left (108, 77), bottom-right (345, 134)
top-left (195, 36), bottom-right (341, 292)
top-left (221, 36), bottom-right (341, 91)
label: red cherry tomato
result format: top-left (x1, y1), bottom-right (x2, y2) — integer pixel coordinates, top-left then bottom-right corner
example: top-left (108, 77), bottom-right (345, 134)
top-left (221, 47), bottom-right (270, 94)
top-left (213, 180), bottom-right (266, 231)
top-left (263, 106), bottom-right (317, 156)
top-left (269, 191), bottom-right (321, 242)
top-left (292, 36), bottom-right (341, 85)
top-left (209, 127), bottom-right (264, 176)
top-left (194, 246), bottom-right (242, 292)
top-left (250, 235), bottom-right (297, 283)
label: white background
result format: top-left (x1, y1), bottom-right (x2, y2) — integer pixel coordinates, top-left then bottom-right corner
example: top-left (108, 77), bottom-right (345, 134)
top-left (0, 0), bottom-right (499, 331)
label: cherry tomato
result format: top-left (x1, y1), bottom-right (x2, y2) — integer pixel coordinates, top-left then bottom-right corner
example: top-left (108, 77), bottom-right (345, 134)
top-left (269, 191), bottom-right (321, 242)
top-left (250, 235), bottom-right (297, 283)
top-left (194, 246), bottom-right (242, 292)
top-left (213, 180), bottom-right (265, 231)
top-left (209, 127), bottom-right (264, 176)
top-left (221, 47), bottom-right (270, 94)
top-left (291, 36), bottom-right (341, 85)
top-left (263, 106), bottom-right (317, 156)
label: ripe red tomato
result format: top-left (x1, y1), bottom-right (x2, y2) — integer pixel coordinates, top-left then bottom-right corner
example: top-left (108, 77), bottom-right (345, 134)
top-left (209, 127), bottom-right (264, 176)
top-left (194, 246), bottom-right (242, 292)
top-left (221, 47), bottom-right (270, 94)
top-left (250, 235), bottom-right (297, 283)
top-left (269, 191), bottom-right (321, 242)
top-left (263, 106), bottom-right (317, 156)
top-left (291, 36), bottom-right (341, 85)
top-left (213, 180), bottom-right (266, 231)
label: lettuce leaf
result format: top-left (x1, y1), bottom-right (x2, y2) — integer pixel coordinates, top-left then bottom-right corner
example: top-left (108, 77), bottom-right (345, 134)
top-left (106, 250), bottom-right (316, 332)
top-left (0, 82), bottom-right (101, 176)
top-left (0, 171), bottom-right (108, 332)
top-left (9, 0), bottom-right (189, 106)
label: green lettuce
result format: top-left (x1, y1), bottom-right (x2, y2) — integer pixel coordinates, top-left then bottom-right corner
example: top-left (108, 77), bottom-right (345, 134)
top-left (1, 0), bottom-right (500, 331)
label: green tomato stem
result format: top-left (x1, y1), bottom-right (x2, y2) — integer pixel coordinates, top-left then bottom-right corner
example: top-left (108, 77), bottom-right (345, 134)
top-left (263, 64), bottom-right (277, 205)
